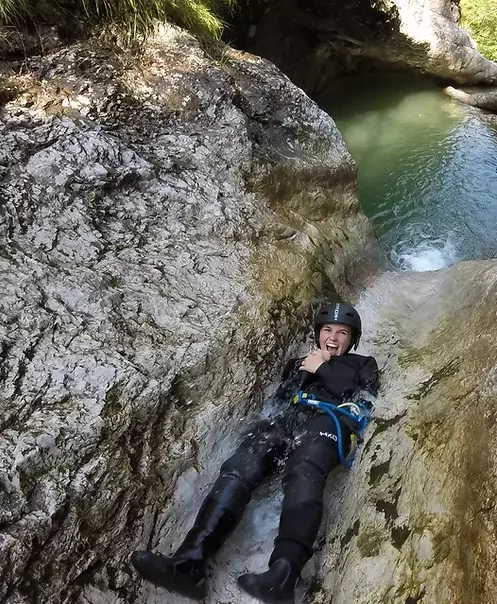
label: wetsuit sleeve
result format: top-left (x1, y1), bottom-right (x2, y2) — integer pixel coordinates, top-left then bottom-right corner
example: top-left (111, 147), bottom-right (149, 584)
top-left (313, 362), bottom-right (334, 383)
top-left (358, 356), bottom-right (380, 395)
top-left (313, 362), bottom-right (346, 399)
top-left (313, 355), bottom-right (380, 400)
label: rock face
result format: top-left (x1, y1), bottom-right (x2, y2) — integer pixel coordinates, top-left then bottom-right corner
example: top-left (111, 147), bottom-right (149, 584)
top-left (237, 0), bottom-right (497, 98)
top-left (0, 27), bottom-right (382, 603)
top-left (311, 261), bottom-right (497, 604)
top-left (123, 259), bottom-right (497, 604)
top-left (444, 85), bottom-right (497, 110)
top-left (3, 18), bottom-right (496, 604)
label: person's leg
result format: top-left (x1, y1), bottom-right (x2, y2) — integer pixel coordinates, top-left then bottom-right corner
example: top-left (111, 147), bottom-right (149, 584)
top-left (238, 414), bottom-right (350, 604)
top-left (132, 419), bottom-right (287, 599)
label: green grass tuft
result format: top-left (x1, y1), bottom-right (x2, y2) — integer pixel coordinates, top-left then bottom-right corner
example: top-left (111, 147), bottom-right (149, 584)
top-left (460, 0), bottom-right (497, 62)
top-left (0, 0), bottom-right (236, 40)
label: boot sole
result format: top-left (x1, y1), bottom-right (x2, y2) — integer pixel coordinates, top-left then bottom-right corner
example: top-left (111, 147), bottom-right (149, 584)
top-left (237, 576), bottom-right (294, 604)
top-left (131, 552), bottom-right (207, 600)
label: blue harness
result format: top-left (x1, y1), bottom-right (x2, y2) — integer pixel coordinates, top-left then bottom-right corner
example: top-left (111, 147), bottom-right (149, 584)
top-left (292, 390), bottom-right (373, 468)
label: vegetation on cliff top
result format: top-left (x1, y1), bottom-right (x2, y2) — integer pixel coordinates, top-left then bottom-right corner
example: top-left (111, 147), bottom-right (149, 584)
top-left (460, 0), bottom-right (497, 61)
top-left (0, 0), bottom-right (235, 39)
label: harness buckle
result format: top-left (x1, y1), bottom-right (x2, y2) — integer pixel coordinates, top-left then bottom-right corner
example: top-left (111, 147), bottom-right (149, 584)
top-left (293, 390), bottom-right (373, 468)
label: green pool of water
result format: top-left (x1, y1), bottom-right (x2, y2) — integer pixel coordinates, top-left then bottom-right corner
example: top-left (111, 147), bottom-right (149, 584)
top-left (319, 74), bottom-right (497, 271)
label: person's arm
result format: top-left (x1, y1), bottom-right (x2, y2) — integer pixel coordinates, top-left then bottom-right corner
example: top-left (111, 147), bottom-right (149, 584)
top-left (358, 356), bottom-right (380, 395)
top-left (313, 355), bottom-right (380, 400)
top-left (313, 361), bottom-right (351, 399)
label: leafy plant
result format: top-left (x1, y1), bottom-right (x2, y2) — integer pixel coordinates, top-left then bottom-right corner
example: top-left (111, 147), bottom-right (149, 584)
top-left (460, 0), bottom-right (497, 62)
top-left (0, 0), bottom-right (236, 40)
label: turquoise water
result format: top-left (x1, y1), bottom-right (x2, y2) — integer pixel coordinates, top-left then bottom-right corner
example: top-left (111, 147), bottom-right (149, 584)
top-left (319, 74), bottom-right (497, 271)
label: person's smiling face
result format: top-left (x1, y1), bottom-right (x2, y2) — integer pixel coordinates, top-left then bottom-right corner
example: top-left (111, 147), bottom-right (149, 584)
top-left (318, 323), bottom-right (353, 357)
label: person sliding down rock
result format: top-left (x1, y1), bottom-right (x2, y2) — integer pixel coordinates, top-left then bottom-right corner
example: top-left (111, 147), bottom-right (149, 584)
top-left (131, 303), bottom-right (379, 604)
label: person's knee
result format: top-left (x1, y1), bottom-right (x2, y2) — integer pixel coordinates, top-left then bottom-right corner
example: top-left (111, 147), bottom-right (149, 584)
top-left (208, 467), bottom-right (252, 513)
top-left (282, 458), bottom-right (327, 507)
top-left (212, 441), bottom-right (285, 513)
top-left (220, 444), bottom-right (278, 488)
top-left (220, 421), bottom-right (287, 487)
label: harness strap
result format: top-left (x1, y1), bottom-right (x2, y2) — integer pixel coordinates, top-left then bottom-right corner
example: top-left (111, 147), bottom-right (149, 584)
top-left (292, 390), bottom-right (373, 468)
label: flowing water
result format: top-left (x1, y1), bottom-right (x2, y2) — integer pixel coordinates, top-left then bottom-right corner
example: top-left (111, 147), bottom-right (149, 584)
top-left (319, 74), bottom-right (497, 271)
top-left (188, 77), bottom-right (497, 602)
top-left (133, 75), bottom-right (497, 604)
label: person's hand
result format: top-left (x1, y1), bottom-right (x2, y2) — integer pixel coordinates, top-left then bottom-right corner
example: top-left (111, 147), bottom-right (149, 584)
top-left (299, 349), bottom-right (331, 374)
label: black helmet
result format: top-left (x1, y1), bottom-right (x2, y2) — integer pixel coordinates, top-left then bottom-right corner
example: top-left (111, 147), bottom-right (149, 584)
top-left (314, 303), bottom-right (362, 351)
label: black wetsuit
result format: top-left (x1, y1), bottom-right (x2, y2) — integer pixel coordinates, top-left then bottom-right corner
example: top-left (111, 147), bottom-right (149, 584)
top-left (211, 352), bottom-right (379, 573)
top-left (131, 351), bottom-right (380, 597)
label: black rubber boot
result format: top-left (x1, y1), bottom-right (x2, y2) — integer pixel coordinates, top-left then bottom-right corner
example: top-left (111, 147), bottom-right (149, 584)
top-left (131, 550), bottom-right (207, 600)
top-left (237, 559), bottom-right (297, 604)
top-left (131, 421), bottom-right (285, 598)
top-left (131, 486), bottom-right (244, 598)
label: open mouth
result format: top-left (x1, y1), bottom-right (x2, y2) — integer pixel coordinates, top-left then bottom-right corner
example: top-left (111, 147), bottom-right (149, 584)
top-left (326, 343), bottom-right (338, 353)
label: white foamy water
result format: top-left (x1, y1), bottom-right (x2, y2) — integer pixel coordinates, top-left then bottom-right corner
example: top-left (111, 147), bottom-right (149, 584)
top-left (391, 237), bottom-right (459, 272)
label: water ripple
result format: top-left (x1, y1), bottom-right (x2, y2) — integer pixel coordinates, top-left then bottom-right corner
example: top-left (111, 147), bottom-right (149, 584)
top-left (320, 74), bottom-right (497, 271)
